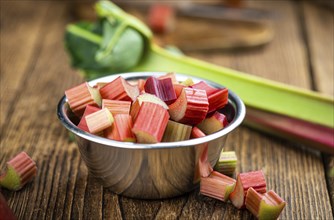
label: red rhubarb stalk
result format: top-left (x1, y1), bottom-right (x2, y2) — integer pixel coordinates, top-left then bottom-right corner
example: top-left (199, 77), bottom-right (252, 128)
top-left (85, 108), bottom-right (114, 134)
top-left (197, 111), bottom-right (229, 135)
top-left (102, 99), bottom-right (131, 115)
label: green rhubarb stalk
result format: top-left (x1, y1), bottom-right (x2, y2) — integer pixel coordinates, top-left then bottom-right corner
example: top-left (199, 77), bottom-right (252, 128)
top-left (64, 1), bottom-right (334, 152)
top-left (132, 44), bottom-right (334, 129)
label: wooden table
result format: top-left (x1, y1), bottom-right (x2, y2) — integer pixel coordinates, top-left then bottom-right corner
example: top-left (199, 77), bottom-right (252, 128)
top-left (1, 1), bottom-right (333, 219)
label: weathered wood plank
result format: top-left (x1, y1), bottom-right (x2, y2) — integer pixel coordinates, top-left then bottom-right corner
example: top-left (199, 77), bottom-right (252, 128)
top-left (0, 1), bottom-right (50, 130)
top-left (302, 2), bottom-right (334, 215)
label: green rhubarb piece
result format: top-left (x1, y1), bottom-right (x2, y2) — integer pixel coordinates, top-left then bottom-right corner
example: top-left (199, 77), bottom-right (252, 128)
top-left (162, 120), bottom-right (192, 142)
top-left (0, 152), bottom-right (37, 191)
top-left (214, 151), bottom-right (237, 176)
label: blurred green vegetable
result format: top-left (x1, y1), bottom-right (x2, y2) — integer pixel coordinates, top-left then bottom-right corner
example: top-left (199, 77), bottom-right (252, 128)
top-left (65, 1), bottom-right (150, 80)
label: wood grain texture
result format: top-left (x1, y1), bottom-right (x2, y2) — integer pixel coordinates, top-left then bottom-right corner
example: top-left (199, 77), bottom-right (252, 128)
top-left (302, 2), bottom-right (334, 215)
top-left (0, 1), bottom-right (333, 220)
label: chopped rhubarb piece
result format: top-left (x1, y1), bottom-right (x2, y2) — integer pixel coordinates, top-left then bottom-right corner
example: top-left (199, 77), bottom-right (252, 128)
top-left (207, 88), bottom-right (229, 114)
top-left (200, 171), bottom-right (236, 202)
top-left (130, 93), bottom-right (168, 122)
top-left (85, 108), bottom-right (114, 134)
top-left (105, 114), bottom-right (136, 142)
top-left (104, 125), bottom-right (120, 141)
top-left (173, 84), bottom-right (185, 98)
top-left (181, 77), bottom-right (194, 86)
top-left (77, 105), bottom-right (101, 132)
top-left (192, 127), bottom-right (213, 179)
top-left (100, 76), bottom-right (139, 101)
top-left (197, 111), bottom-right (229, 135)
top-left (137, 79), bottom-right (146, 92)
top-left (0, 152), bottom-right (37, 191)
top-left (102, 99), bottom-right (131, 115)
top-left (214, 151), bottom-right (237, 176)
top-left (169, 88), bottom-right (209, 125)
top-left (144, 76), bottom-right (177, 105)
top-left (162, 120), bottom-right (192, 142)
top-left (132, 102), bottom-right (169, 143)
top-left (191, 81), bottom-right (219, 96)
top-left (158, 72), bottom-right (178, 84)
top-left (148, 4), bottom-right (175, 34)
top-left (230, 170), bottom-right (267, 209)
top-left (191, 81), bottom-right (228, 114)
top-left (93, 82), bottom-right (108, 90)
top-left (65, 82), bottom-right (101, 116)
top-left (246, 187), bottom-right (286, 220)
top-left (0, 192), bottom-right (16, 220)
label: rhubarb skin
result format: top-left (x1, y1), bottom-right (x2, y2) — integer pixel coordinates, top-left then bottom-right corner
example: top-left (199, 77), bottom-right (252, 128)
top-left (137, 79), bottom-right (146, 92)
top-left (144, 76), bottom-right (177, 105)
top-left (197, 111), bottom-right (229, 135)
top-left (173, 84), bottom-right (185, 98)
top-left (0, 192), bottom-right (16, 220)
top-left (162, 120), bottom-right (192, 142)
top-left (99, 76), bottom-right (139, 101)
top-left (158, 72), bottom-right (178, 84)
top-left (169, 88), bottom-right (209, 125)
top-left (77, 105), bottom-right (101, 132)
top-left (102, 99), bottom-right (131, 115)
top-left (85, 108), bottom-right (114, 134)
top-left (132, 102), bottom-right (170, 143)
top-left (65, 82), bottom-right (101, 116)
top-left (200, 171), bottom-right (236, 202)
top-left (230, 170), bottom-right (267, 209)
top-left (0, 152), bottom-right (37, 191)
top-left (110, 114), bottom-right (136, 142)
top-left (214, 151), bottom-right (237, 176)
top-left (191, 81), bottom-right (228, 114)
top-left (246, 187), bottom-right (286, 220)
top-left (192, 127), bottom-right (213, 179)
top-left (130, 93), bottom-right (168, 122)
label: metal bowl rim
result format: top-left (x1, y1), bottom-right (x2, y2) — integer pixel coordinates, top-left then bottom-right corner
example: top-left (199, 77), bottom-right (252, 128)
top-left (57, 72), bottom-right (246, 149)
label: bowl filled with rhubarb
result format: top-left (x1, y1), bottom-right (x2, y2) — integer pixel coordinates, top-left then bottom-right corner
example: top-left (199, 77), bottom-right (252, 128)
top-left (57, 72), bottom-right (245, 199)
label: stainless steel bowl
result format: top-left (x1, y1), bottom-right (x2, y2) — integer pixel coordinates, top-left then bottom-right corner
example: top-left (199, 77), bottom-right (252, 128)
top-left (57, 72), bottom-right (246, 199)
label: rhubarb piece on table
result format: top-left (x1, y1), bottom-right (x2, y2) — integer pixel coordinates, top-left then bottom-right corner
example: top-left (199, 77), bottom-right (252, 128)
top-left (99, 76), bottom-right (139, 101)
top-left (191, 81), bottom-right (228, 114)
top-left (132, 102), bottom-right (169, 143)
top-left (230, 170), bottom-right (267, 209)
top-left (105, 114), bottom-right (136, 142)
top-left (162, 120), bottom-right (192, 142)
top-left (246, 187), bottom-right (286, 220)
top-left (0, 152), bottom-right (37, 191)
top-left (85, 108), bottom-right (114, 134)
top-left (0, 192), bottom-right (16, 220)
top-left (169, 88), bottom-right (209, 125)
top-left (144, 76), bottom-right (177, 105)
top-left (197, 111), bottom-right (229, 135)
top-left (214, 151), bottom-right (237, 176)
top-left (192, 127), bottom-right (213, 179)
top-left (102, 99), bottom-right (131, 115)
top-left (65, 82), bottom-right (101, 116)
top-left (130, 93), bottom-right (168, 122)
top-left (77, 105), bottom-right (101, 132)
top-left (200, 171), bottom-right (236, 202)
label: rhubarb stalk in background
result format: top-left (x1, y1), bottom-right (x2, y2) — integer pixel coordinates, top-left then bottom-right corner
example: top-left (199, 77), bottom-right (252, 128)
top-left (64, 0), bottom-right (334, 153)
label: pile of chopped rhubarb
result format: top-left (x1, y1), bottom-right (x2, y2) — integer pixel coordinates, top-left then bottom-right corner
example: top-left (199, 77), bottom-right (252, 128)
top-left (65, 72), bottom-right (229, 143)
top-left (200, 152), bottom-right (286, 220)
